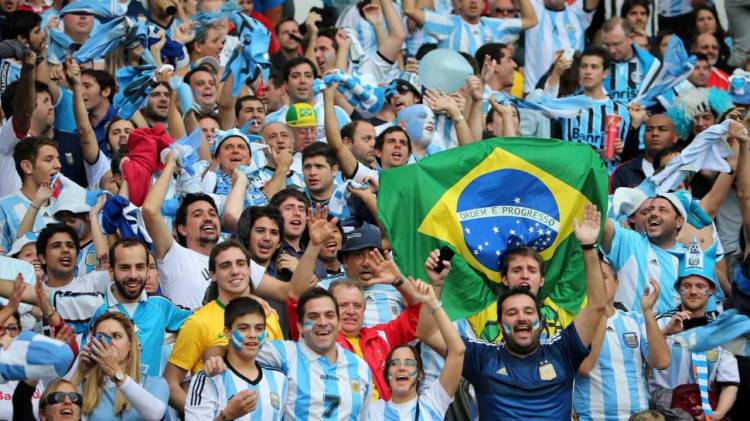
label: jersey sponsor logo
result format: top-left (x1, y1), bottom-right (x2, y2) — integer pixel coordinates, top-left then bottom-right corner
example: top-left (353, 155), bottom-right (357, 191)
top-left (539, 362), bottom-right (557, 380)
top-left (623, 332), bottom-right (639, 348)
top-left (270, 391), bottom-right (280, 410)
top-left (570, 128), bottom-right (604, 147)
top-left (320, 374), bottom-right (340, 381)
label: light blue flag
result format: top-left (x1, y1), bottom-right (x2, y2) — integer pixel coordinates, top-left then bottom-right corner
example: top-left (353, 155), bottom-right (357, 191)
top-left (493, 91), bottom-right (599, 120)
top-left (0, 331), bottom-right (74, 381)
top-left (630, 36), bottom-right (696, 108)
top-left (59, 0), bottom-right (127, 19)
top-left (47, 28), bottom-right (73, 65)
top-left (113, 65), bottom-right (157, 119)
top-left (221, 12), bottom-right (271, 97)
top-left (313, 69), bottom-right (385, 118)
top-left (673, 309), bottom-right (750, 356)
top-left (165, 129), bottom-right (203, 176)
top-left (74, 16), bottom-right (135, 63)
top-left (0, 256), bottom-right (35, 287)
top-left (192, 0), bottom-right (240, 39)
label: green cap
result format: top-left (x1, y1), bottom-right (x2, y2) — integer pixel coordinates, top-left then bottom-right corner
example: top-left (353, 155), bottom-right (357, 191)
top-left (285, 103), bottom-right (317, 128)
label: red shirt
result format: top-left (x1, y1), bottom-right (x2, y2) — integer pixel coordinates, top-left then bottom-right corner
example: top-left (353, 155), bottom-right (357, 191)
top-left (707, 67), bottom-right (730, 90)
top-left (250, 11), bottom-right (280, 55)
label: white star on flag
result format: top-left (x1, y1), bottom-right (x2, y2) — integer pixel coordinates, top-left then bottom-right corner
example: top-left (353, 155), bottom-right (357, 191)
top-left (514, 197), bottom-right (521, 204)
top-left (492, 226), bottom-right (499, 234)
top-left (509, 229), bottom-right (516, 235)
top-left (528, 227), bottom-right (534, 233)
top-left (465, 227), bottom-right (471, 234)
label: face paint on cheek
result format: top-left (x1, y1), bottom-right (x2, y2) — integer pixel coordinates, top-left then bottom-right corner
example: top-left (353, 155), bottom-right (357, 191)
top-left (502, 323), bottom-right (513, 334)
top-left (409, 369), bottom-right (418, 378)
top-left (303, 320), bottom-right (314, 332)
top-left (532, 320), bottom-right (541, 330)
top-left (257, 330), bottom-right (268, 347)
top-left (231, 329), bottom-right (244, 351)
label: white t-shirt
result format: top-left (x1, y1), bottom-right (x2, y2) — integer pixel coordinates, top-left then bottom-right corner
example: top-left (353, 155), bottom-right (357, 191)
top-left (48, 270), bottom-right (110, 333)
top-left (158, 242), bottom-right (265, 310)
top-left (84, 150), bottom-right (112, 191)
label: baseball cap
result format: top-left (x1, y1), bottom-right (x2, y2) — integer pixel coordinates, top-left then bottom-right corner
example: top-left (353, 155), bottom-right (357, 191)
top-left (7, 232), bottom-right (38, 257)
top-left (286, 103), bottom-right (317, 128)
top-left (337, 224), bottom-right (382, 261)
top-left (387, 71), bottom-right (422, 97)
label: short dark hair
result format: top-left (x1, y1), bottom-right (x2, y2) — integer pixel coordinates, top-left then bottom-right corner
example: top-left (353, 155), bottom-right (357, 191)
top-left (3, 11), bottom-right (41, 41)
top-left (283, 57), bottom-right (318, 82)
top-left (234, 95), bottom-right (264, 118)
top-left (173, 193), bottom-right (219, 247)
top-left (340, 120), bottom-right (359, 142)
top-left (1, 81), bottom-right (52, 119)
top-left (383, 344), bottom-right (424, 389)
top-left (183, 66), bottom-right (215, 86)
top-left (269, 187), bottom-right (310, 210)
top-left (109, 238), bottom-right (149, 268)
top-left (110, 145), bottom-right (129, 176)
top-left (375, 126), bottom-right (412, 154)
top-left (496, 286), bottom-right (542, 324)
top-left (269, 69), bottom-right (285, 89)
top-left (581, 46), bottom-right (612, 69)
top-left (235, 206), bottom-right (285, 252)
top-left (475, 43), bottom-right (508, 69)
top-left (274, 17), bottom-right (297, 35)
top-left (297, 286), bottom-right (339, 323)
top-left (225, 296), bottom-right (266, 329)
top-left (302, 142), bottom-right (338, 168)
top-left (693, 52), bottom-right (710, 63)
top-left (208, 239), bottom-right (251, 273)
top-left (81, 69), bottom-right (116, 103)
top-left (13, 136), bottom-right (58, 178)
top-left (620, 0), bottom-right (651, 18)
top-left (36, 223), bottom-right (81, 265)
top-left (500, 247), bottom-right (545, 278)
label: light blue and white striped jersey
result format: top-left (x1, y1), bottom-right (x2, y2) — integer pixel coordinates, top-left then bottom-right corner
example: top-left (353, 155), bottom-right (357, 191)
top-left (185, 361), bottom-right (288, 421)
top-left (658, 0), bottom-right (694, 18)
top-left (574, 310), bottom-right (650, 421)
top-left (318, 270), bottom-right (348, 290)
top-left (605, 222), bottom-right (683, 313)
top-left (604, 46), bottom-right (660, 103)
top-left (336, 4), bottom-right (383, 56)
top-left (367, 380), bottom-right (454, 421)
top-left (560, 95), bottom-right (631, 172)
top-left (524, 0), bottom-right (594, 92)
top-left (265, 99), bottom-right (352, 145)
top-left (420, 319), bottom-right (475, 392)
top-left (250, 166), bottom-right (306, 192)
top-left (650, 313), bottom-right (739, 390)
top-left (0, 330), bottom-right (74, 382)
top-left (362, 283), bottom-right (405, 327)
top-left (422, 12), bottom-right (522, 56)
top-left (256, 340), bottom-right (372, 421)
top-left (431, 114), bottom-right (457, 152)
top-left (0, 192), bottom-right (56, 252)
top-left (404, 0), bottom-right (454, 56)
top-left (76, 241), bottom-right (97, 275)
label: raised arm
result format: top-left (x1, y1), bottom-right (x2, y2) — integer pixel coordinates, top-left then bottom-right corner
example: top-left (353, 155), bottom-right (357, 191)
top-left (416, 248), bottom-right (452, 356)
top-left (13, 52), bottom-right (36, 135)
top-left (217, 72), bottom-right (238, 130)
top-left (304, 11), bottom-right (322, 74)
top-left (142, 153), bottom-right (178, 259)
top-left (288, 205), bottom-right (335, 299)
top-left (414, 280), bottom-right (465, 397)
top-left (65, 59), bottom-right (99, 164)
top-left (572, 204), bottom-right (607, 347)
top-left (221, 169), bottom-right (249, 233)
top-left (640, 279), bottom-right (671, 369)
top-left (402, 0), bottom-right (426, 27)
top-left (0, 274), bottom-right (37, 307)
top-left (517, 0), bottom-right (539, 30)
top-left (466, 76), bottom-right (485, 142)
top-left (424, 90), bottom-right (473, 146)
top-left (735, 120), bottom-right (750, 258)
top-left (373, 0), bottom-right (407, 62)
top-left (88, 196), bottom-right (110, 271)
top-left (16, 183), bottom-right (51, 239)
top-left (323, 80), bottom-right (359, 178)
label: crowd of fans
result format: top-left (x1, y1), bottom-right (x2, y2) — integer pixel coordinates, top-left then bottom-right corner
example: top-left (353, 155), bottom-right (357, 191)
top-left (0, 0), bottom-right (750, 419)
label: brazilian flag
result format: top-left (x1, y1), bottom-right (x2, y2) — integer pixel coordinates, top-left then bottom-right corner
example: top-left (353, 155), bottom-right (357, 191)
top-left (378, 137), bottom-right (609, 320)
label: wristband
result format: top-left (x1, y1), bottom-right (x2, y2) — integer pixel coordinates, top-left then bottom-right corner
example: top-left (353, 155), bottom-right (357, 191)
top-left (430, 301), bottom-right (443, 314)
top-left (453, 114), bottom-right (465, 123)
top-left (392, 276), bottom-right (405, 288)
top-left (29, 203), bottom-right (40, 210)
top-left (219, 410), bottom-right (233, 421)
top-left (580, 243), bottom-right (597, 250)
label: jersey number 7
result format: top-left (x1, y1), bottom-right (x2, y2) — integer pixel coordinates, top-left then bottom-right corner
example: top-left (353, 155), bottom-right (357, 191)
top-left (323, 394), bottom-right (341, 418)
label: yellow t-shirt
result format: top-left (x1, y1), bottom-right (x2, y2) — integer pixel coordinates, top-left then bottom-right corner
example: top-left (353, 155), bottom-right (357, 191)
top-left (467, 296), bottom-right (576, 343)
top-left (168, 299), bottom-right (283, 373)
top-left (344, 336), bottom-right (380, 400)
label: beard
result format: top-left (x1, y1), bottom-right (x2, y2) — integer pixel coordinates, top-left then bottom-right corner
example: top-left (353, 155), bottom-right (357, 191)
top-left (115, 277), bottom-right (146, 300)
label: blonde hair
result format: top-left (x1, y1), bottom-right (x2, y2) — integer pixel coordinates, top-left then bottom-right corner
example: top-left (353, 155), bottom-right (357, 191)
top-left (81, 312), bottom-right (142, 416)
top-left (39, 378), bottom-right (79, 417)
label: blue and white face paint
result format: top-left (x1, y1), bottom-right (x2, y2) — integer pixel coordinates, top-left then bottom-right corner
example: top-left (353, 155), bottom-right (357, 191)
top-left (396, 104), bottom-right (435, 149)
top-left (231, 329), bottom-right (245, 351)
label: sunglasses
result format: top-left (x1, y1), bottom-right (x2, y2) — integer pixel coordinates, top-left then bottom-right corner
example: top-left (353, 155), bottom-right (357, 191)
top-left (44, 392), bottom-right (83, 407)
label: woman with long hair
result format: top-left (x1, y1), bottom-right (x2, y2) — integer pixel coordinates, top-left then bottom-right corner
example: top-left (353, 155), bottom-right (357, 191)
top-left (37, 379), bottom-right (83, 421)
top-left (692, 5), bottom-right (732, 72)
top-left (72, 313), bottom-right (167, 420)
top-left (367, 281), bottom-right (465, 420)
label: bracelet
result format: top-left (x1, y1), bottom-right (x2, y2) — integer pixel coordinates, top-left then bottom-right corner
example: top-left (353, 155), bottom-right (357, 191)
top-left (29, 203), bottom-right (40, 211)
top-left (43, 309), bottom-right (56, 319)
top-left (580, 243), bottom-right (597, 250)
top-left (392, 276), bottom-right (405, 288)
top-left (430, 301), bottom-right (443, 314)
top-left (218, 410), bottom-right (233, 421)
top-left (453, 114), bottom-right (465, 123)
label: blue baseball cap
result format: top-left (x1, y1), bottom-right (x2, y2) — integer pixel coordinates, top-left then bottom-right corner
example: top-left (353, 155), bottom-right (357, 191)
top-left (337, 224), bottom-right (382, 261)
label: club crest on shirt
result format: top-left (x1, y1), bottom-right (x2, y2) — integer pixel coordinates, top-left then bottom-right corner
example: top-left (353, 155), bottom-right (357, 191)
top-left (496, 366), bottom-right (508, 376)
top-left (351, 381), bottom-right (360, 393)
top-left (539, 362), bottom-right (557, 380)
top-left (631, 71), bottom-right (642, 84)
top-left (623, 332), bottom-right (639, 348)
top-left (270, 392), bottom-right (280, 410)
top-left (707, 348), bottom-right (719, 362)
top-left (566, 23), bottom-right (576, 33)
top-left (85, 252), bottom-right (97, 266)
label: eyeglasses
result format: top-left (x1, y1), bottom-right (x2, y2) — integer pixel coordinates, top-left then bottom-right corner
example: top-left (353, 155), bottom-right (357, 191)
top-left (0, 324), bottom-right (20, 336)
top-left (389, 358), bottom-right (418, 368)
top-left (44, 392), bottom-right (83, 407)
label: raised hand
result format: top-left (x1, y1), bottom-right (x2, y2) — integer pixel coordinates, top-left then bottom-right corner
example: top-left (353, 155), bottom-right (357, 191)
top-left (362, 3), bottom-right (383, 26)
top-left (32, 182), bottom-right (52, 209)
top-left (223, 389), bottom-right (257, 419)
top-left (574, 203), bottom-right (601, 245)
top-left (305, 11), bottom-right (322, 35)
top-left (410, 277), bottom-right (438, 306)
top-left (424, 248), bottom-right (451, 287)
top-left (404, 57), bottom-right (419, 74)
top-left (307, 205), bottom-right (338, 247)
top-left (64, 58), bottom-right (81, 86)
top-left (480, 54), bottom-right (496, 85)
top-left (640, 278), bottom-right (660, 312)
top-left (0, 274), bottom-right (26, 327)
top-left (364, 248), bottom-right (402, 286)
top-left (172, 21), bottom-right (196, 45)
top-left (466, 75), bottom-right (484, 102)
top-left (89, 336), bottom-right (124, 378)
top-left (335, 29), bottom-right (352, 51)
top-left (34, 279), bottom-right (55, 318)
